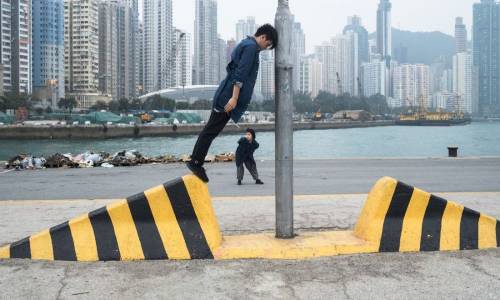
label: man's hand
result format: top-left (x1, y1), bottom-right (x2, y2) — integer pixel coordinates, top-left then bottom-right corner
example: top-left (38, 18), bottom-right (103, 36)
top-left (224, 97), bottom-right (238, 113)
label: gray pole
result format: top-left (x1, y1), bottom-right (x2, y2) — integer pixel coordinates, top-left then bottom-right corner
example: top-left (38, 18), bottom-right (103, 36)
top-left (275, 0), bottom-right (294, 239)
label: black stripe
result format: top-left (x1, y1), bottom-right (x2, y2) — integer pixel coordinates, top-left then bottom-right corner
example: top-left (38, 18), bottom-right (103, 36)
top-left (10, 237), bottom-right (31, 259)
top-left (127, 193), bottom-right (168, 260)
top-left (497, 220), bottom-right (500, 247)
top-left (165, 178), bottom-right (213, 259)
top-left (50, 222), bottom-right (77, 261)
top-left (89, 207), bottom-right (120, 261)
top-left (460, 207), bottom-right (480, 250)
top-left (379, 182), bottom-right (414, 252)
top-left (420, 195), bottom-right (448, 251)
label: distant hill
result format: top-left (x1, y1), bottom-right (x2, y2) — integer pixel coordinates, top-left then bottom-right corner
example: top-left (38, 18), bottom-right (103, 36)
top-left (369, 28), bottom-right (455, 65)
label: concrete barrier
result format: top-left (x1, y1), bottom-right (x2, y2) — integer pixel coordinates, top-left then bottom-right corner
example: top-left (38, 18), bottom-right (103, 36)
top-left (0, 175), bottom-right (221, 261)
top-left (355, 177), bottom-right (500, 252)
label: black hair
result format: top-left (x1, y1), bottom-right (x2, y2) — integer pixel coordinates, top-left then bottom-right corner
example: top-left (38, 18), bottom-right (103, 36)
top-left (255, 24), bottom-right (278, 50)
top-left (246, 128), bottom-right (256, 140)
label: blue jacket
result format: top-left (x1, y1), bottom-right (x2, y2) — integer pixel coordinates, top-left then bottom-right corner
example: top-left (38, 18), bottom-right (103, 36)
top-left (236, 137), bottom-right (260, 167)
top-left (213, 36), bottom-right (261, 123)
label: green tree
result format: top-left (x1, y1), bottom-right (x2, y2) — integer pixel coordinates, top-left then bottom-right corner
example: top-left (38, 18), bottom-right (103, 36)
top-left (91, 100), bottom-right (108, 111)
top-left (293, 92), bottom-right (315, 113)
top-left (129, 98), bottom-right (143, 110)
top-left (118, 97), bottom-right (130, 113)
top-left (144, 95), bottom-right (175, 111)
top-left (0, 92), bottom-right (31, 111)
top-left (190, 99), bottom-right (212, 110)
top-left (176, 101), bottom-right (189, 110)
top-left (108, 100), bottom-right (120, 112)
top-left (57, 97), bottom-right (78, 114)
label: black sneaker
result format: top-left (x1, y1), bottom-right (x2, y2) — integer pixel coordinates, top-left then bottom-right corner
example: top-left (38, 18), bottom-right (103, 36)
top-left (237, 180), bottom-right (242, 185)
top-left (187, 162), bottom-right (209, 183)
top-left (256, 179), bottom-right (264, 185)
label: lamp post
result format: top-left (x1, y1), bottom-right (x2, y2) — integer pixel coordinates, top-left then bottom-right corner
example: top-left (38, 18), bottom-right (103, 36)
top-left (275, 0), bottom-right (294, 239)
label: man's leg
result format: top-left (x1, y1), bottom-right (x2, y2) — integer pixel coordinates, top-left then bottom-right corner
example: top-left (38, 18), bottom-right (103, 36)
top-left (188, 111), bottom-right (230, 182)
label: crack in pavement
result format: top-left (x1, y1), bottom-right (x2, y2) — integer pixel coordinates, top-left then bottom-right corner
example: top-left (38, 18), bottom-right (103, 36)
top-left (55, 265), bottom-right (70, 300)
top-left (463, 255), bottom-right (500, 282)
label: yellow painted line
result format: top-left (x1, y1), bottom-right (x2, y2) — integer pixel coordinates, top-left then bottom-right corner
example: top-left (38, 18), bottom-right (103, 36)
top-left (69, 214), bottom-right (99, 261)
top-left (478, 214), bottom-right (498, 249)
top-left (183, 175), bottom-right (222, 252)
top-left (106, 200), bottom-right (145, 260)
top-left (29, 229), bottom-right (54, 260)
top-left (354, 177), bottom-right (398, 246)
top-left (399, 188), bottom-right (431, 252)
top-left (214, 231), bottom-right (378, 260)
top-left (440, 202), bottom-right (464, 251)
top-left (0, 245), bottom-right (10, 259)
top-left (144, 185), bottom-right (190, 259)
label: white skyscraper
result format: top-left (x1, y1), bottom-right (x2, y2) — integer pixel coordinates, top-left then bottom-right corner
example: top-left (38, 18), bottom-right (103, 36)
top-left (393, 64), bottom-right (430, 108)
top-left (174, 29), bottom-right (192, 88)
top-left (453, 51), bottom-right (478, 114)
top-left (65, 0), bottom-right (101, 108)
top-left (315, 42), bottom-right (335, 94)
top-left (0, 0), bottom-right (32, 95)
top-left (260, 51), bottom-right (275, 101)
top-left (292, 17), bottom-right (306, 92)
top-left (194, 0), bottom-right (218, 85)
top-left (299, 55), bottom-right (323, 98)
top-left (361, 59), bottom-right (387, 97)
top-left (143, 0), bottom-right (174, 93)
top-left (236, 17), bottom-right (257, 42)
top-left (377, 0), bottom-right (392, 61)
top-left (218, 36), bottom-right (227, 82)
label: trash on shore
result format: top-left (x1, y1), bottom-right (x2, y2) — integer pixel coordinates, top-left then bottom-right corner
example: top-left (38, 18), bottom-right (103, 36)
top-left (5, 151), bottom-right (235, 170)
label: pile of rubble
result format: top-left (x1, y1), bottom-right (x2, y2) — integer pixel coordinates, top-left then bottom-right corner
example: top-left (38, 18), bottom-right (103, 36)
top-left (5, 151), bottom-right (235, 170)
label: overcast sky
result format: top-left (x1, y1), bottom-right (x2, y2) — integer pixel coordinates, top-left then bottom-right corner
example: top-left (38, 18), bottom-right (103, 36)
top-left (140, 0), bottom-right (476, 53)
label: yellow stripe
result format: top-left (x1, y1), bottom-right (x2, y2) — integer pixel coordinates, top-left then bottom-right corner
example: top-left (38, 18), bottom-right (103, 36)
top-left (69, 214), bottom-right (99, 261)
top-left (440, 201), bottom-right (464, 251)
top-left (107, 200), bottom-right (145, 260)
top-left (478, 214), bottom-right (497, 249)
top-left (29, 229), bottom-right (54, 260)
top-left (0, 245), bottom-right (9, 259)
top-left (144, 185), bottom-right (190, 259)
top-left (182, 175), bottom-right (223, 252)
top-left (354, 177), bottom-right (398, 246)
top-left (399, 188), bottom-right (430, 252)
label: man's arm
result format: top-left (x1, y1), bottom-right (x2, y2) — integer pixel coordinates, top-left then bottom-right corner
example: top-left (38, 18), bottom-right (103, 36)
top-left (225, 44), bottom-right (258, 113)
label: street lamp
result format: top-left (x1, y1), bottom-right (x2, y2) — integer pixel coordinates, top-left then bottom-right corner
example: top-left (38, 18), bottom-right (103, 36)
top-left (275, 0), bottom-right (294, 239)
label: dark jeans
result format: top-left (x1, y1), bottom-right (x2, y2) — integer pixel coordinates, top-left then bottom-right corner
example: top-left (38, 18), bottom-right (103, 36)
top-left (191, 111), bottom-right (231, 166)
top-left (237, 160), bottom-right (259, 181)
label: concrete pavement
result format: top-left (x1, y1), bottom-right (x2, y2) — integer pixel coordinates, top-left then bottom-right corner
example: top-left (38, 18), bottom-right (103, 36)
top-left (1, 193), bottom-right (500, 298)
top-left (0, 157), bottom-right (499, 200)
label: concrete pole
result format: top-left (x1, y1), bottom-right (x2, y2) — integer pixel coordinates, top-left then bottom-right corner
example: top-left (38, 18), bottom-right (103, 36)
top-left (275, 0), bottom-right (294, 239)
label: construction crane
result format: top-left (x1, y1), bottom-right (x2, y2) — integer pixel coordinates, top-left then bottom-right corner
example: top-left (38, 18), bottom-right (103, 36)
top-left (357, 77), bottom-right (364, 98)
top-left (336, 72), bottom-right (343, 96)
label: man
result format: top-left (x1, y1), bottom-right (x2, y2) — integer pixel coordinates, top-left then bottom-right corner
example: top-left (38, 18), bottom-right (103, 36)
top-left (187, 24), bottom-right (278, 182)
top-left (236, 128), bottom-right (263, 185)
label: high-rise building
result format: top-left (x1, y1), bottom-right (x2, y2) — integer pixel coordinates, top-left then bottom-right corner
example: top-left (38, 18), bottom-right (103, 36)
top-left (174, 29), bottom-right (192, 88)
top-left (143, 0), bottom-right (174, 93)
top-left (65, 0), bottom-right (101, 108)
top-left (453, 51), bottom-right (479, 114)
top-left (473, 0), bottom-right (500, 115)
top-left (218, 36), bottom-right (227, 82)
top-left (299, 55), bottom-right (323, 98)
top-left (455, 17), bottom-right (468, 53)
top-left (260, 51), bottom-right (275, 101)
top-left (292, 18), bottom-right (306, 93)
top-left (315, 42), bottom-right (335, 94)
top-left (343, 15), bottom-right (369, 66)
top-left (361, 59), bottom-right (387, 97)
top-left (376, 0), bottom-right (392, 62)
top-left (194, 0), bottom-right (219, 85)
top-left (392, 64), bottom-right (430, 108)
top-left (32, 0), bottom-right (65, 108)
top-left (136, 22), bottom-right (144, 95)
top-left (236, 17), bottom-right (257, 42)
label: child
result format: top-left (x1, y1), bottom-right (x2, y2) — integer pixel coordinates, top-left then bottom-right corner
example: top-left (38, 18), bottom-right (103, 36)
top-left (187, 24), bottom-right (278, 182)
top-left (236, 128), bottom-right (263, 185)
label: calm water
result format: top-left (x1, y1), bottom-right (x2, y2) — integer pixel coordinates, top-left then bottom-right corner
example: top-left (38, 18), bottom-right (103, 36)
top-left (1, 122), bottom-right (499, 160)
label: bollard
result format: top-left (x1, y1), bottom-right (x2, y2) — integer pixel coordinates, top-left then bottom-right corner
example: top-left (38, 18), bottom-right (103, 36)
top-left (448, 146), bottom-right (458, 158)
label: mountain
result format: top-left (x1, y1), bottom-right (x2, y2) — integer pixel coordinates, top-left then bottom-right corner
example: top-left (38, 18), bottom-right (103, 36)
top-left (369, 28), bottom-right (455, 65)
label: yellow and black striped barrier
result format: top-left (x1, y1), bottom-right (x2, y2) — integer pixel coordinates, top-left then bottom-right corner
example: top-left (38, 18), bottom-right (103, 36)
top-left (355, 177), bottom-right (500, 252)
top-left (1, 176), bottom-right (498, 261)
top-left (0, 175), bottom-right (221, 261)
